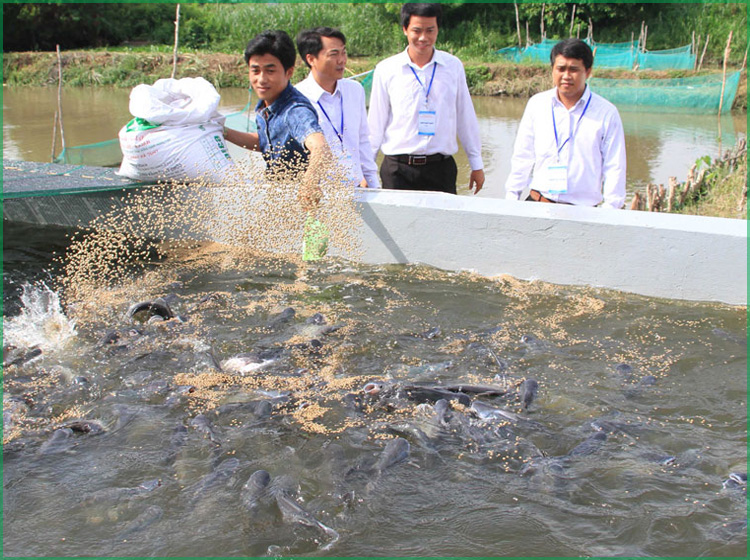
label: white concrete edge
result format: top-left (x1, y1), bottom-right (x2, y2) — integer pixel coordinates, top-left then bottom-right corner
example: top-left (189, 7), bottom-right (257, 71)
top-left (352, 188), bottom-right (747, 306)
top-left (354, 188), bottom-right (748, 236)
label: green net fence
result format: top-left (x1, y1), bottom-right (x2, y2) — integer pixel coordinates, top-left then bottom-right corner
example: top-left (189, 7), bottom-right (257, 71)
top-left (588, 71), bottom-right (741, 113)
top-left (497, 39), bottom-right (695, 71)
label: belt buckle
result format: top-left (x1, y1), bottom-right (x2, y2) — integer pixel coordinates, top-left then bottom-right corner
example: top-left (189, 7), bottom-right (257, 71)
top-left (408, 155), bottom-right (427, 166)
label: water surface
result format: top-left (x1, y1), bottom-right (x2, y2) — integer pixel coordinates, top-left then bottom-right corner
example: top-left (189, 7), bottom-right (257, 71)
top-left (3, 86), bottom-right (745, 198)
top-left (2, 221), bottom-right (747, 557)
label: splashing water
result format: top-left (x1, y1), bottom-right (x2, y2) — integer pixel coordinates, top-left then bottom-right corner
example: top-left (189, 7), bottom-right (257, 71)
top-left (2, 282), bottom-right (77, 353)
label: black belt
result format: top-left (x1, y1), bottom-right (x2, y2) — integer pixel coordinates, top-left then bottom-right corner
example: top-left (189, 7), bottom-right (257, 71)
top-left (388, 154), bottom-right (449, 166)
top-left (527, 189), bottom-right (572, 205)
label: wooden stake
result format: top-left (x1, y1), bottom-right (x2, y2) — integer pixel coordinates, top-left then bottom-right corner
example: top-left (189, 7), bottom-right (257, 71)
top-left (588, 18), bottom-right (593, 43)
top-left (741, 45), bottom-right (748, 74)
top-left (50, 110), bottom-right (59, 163)
top-left (643, 24), bottom-right (648, 52)
top-left (569, 4), bottom-right (576, 38)
top-left (630, 191), bottom-right (642, 211)
top-left (718, 31), bottom-right (733, 117)
top-left (638, 21), bottom-right (644, 52)
top-left (55, 44), bottom-right (66, 154)
top-left (540, 3), bottom-right (546, 42)
top-left (694, 34), bottom-right (701, 71)
top-left (576, 23), bottom-right (580, 39)
top-left (171, 3), bottom-right (181, 79)
top-left (691, 31), bottom-right (695, 58)
top-left (525, 21), bottom-right (530, 48)
top-left (667, 177), bottom-right (678, 212)
top-left (698, 34), bottom-right (709, 72)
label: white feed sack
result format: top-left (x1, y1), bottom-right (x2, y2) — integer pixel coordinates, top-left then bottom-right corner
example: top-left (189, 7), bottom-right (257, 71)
top-left (117, 77), bottom-right (238, 185)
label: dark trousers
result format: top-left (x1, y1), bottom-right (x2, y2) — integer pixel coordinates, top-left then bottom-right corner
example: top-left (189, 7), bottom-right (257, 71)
top-left (380, 155), bottom-right (458, 195)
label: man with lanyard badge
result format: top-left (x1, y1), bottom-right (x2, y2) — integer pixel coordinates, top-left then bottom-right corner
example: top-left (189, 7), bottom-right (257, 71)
top-left (368, 3), bottom-right (485, 195)
top-left (505, 38), bottom-right (627, 208)
top-left (295, 27), bottom-right (380, 188)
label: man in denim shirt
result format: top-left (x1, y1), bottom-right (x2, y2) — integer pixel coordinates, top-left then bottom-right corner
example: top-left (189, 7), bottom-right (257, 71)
top-left (224, 30), bottom-right (329, 210)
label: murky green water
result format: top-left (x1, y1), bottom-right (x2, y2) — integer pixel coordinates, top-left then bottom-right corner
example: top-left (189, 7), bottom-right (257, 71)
top-left (2, 220), bottom-right (747, 557)
top-left (2, 86), bottom-right (746, 198)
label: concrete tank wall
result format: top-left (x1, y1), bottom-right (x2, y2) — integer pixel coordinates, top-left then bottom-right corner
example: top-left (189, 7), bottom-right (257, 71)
top-left (354, 189), bottom-right (747, 306)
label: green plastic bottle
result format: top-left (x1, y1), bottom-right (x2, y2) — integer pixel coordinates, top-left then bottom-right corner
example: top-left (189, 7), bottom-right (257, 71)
top-left (302, 215), bottom-right (329, 261)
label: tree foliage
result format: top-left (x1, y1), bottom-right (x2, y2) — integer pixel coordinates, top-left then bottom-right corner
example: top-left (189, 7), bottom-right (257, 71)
top-left (3, 2), bottom-right (746, 63)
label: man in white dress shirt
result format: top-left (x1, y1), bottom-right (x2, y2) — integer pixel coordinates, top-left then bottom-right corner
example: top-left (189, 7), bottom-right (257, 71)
top-left (367, 3), bottom-right (485, 195)
top-left (505, 38), bottom-right (627, 208)
top-left (295, 27), bottom-right (380, 188)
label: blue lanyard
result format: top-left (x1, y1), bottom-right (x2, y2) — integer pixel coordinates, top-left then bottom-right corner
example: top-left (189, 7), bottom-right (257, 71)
top-left (552, 91), bottom-right (592, 157)
top-left (409, 63), bottom-right (437, 103)
top-left (317, 94), bottom-right (344, 145)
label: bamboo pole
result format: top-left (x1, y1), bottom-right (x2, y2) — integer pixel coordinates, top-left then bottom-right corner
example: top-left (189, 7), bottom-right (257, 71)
top-left (588, 18), bottom-right (593, 43)
top-left (50, 110), bottom-right (59, 163)
top-left (643, 25), bottom-right (648, 52)
top-left (691, 31), bottom-right (695, 58)
top-left (514, 2), bottom-right (522, 48)
top-left (694, 34), bottom-right (701, 71)
top-left (569, 4), bottom-right (576, 38)
top-left (540, 4), bottom-right (546, 42)
top-left (638, 21), bottom-right (644, 52)
top-left (55, 45), bottom-right (66, 155)
top-left (525, 21), bottom-right (530, 48)
top-left (576, 23), bottom-right (580, 39)
top-left (698, 34), bottom-right (709, 72)
top-left (741, 45), bottom-right (748, 74)
top-left (171, 4), bottom-right (181, 79)
top-left (717, 31), bottom-right (733, 117)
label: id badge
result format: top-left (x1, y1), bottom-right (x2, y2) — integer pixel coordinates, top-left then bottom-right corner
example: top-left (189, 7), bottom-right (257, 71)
top-left (418, 110), bottom-right (437, 136)
top-left (545, 164), bottom-right (568, 194)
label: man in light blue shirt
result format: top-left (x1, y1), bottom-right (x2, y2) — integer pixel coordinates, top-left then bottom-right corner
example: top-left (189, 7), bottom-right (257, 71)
top-left (295, 27), bottom-right (380, 188)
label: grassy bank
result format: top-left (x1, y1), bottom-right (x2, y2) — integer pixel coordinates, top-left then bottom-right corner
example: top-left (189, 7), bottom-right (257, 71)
top-left (677, 148), bottom-right (747, 220)
top-left (3, 50), bottom-right (748, 111)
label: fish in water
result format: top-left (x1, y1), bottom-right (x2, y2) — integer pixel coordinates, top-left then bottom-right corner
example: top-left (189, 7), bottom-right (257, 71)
top-left (189, 413), bottom-right (222, 446)
top-left (374, 437), bottom-right (410, 473)
top-left (127, 298), bottom-right (175, 322)
top-left (272, 475), bottom-right (340, 551)
top-left (441, 383), bottom-right (508, 397)
top-left (418, 326), bottom-right (441, 339)
top-left (115, 505), bottom-right (163, 541)
top-left (518, 378), bottom-right (539, 409)
top-left (38, 427), bottom-right (75, 455)
top-left (398, 384), bottom-right (471, 407)
top-left (267, 307), bottom-right (295, 329)
top-left (63, 420), bottom-right (105, 435)
top-left (82, 479), bottom-right (162, 507)
top-left (567, 431), bottom-right (607, 457)
top-left (2, 346), bottom-right (43, 368)
top-left (187, 457), bottom-right (241, 503)
top-left (470, 401), bottom-right (520, 423)
top-left (241, 469), bottom-right (271, 511)
top-left (722, 472), bottom-right (747, 491)
top-left (221, 353), bottom-right (278, 375)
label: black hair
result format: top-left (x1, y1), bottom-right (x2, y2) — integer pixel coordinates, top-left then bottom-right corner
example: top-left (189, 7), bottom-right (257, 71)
top-left (295, 27), bottom-right (347, 69)
top-left (550, 38), bottom-right (594, 69)
top-left (400, 3), bottom-right (442, 29)
top-left (244, 30), bottom-right (297, 71)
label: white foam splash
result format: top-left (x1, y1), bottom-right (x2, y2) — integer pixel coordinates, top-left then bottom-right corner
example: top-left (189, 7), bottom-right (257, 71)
top-left (3, 282), bottom-right (77, 353)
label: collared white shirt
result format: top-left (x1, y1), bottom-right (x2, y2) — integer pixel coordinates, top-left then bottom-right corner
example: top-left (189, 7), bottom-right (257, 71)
top-left (504, 86), bottom-right (626, 208)
top-left (295, 75), bottom-right (380, 188)
top-left (367, 48), bottom-right (484, 171)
